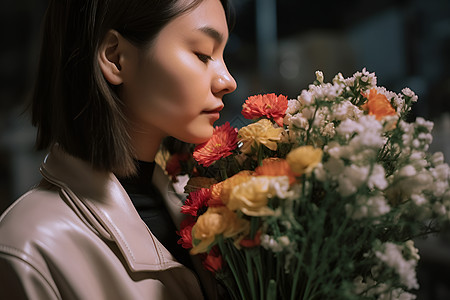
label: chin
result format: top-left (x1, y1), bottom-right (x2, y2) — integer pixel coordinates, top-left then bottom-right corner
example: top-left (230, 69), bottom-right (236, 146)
top-left (191, 134), bottom-right (212, 144)
top-left (178, 127), bottom-right (213, 145)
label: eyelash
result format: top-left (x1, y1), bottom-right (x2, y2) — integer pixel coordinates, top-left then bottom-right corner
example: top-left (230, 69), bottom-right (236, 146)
top-left (196, 53), bottom-right (213, 63)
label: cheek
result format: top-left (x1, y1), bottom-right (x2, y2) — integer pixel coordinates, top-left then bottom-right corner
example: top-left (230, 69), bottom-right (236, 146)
top-left (120, 50), bottom-right (213, 143)
top-left (137, 56), bottom-right (207, 117)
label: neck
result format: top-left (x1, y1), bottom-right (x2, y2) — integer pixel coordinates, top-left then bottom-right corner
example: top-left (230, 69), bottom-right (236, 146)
top-left (128, 124), bottom-right (165, 162)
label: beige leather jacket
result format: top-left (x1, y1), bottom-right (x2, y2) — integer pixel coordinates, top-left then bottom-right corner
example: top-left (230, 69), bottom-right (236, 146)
top-left (0, 146), bottom-right (219, 299)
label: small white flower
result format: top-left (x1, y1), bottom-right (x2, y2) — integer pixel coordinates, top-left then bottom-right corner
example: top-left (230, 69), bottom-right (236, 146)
top-left (332, 72), bottom-right (345, 84)
top-left (315, 70), bottom-right (324, 83)
top-left (368, 164), bottom-right (388, 190)
top-left (411, 194), bottom-right (426, 205)
top-left (331, 101), bottom-right (362, 121)
top-left (399, 165), bottom-right (416, 177)
top-left (336, 119), bottom-right (364, 137)
top-left (261, 234), bottom-right (283, 252)
top-left (431, 152), bottom-right (445, 166)
top-left (338, 165), bottom-right (370, 197)
top-left (290, 113), bottom-right (309, 129)
top-left (402, 87), bottom-right (415, 98)
top-left (278, 236), bottom-right (290, 246)
top-left (404, 240), bottom-right (420, 261)
top-left (270, 176), bottom-right (293, 199)
top-left (320, 122), bottom-right (336, 138)
top-left (286, 99), bottom-right (301, 115)
top-left (348, 194), bottom-right (390, 219)
top-left (402, 87), bottom-right (418, 102)
top-left (375, 242), bottom-right (419, 289)
top-left (433, 181), bottom-right (448, 197)
top-left (313, 163), bottom-right (327, 182)
top-left (298, 90), bottom-right (313, 106)
top-left (415, 117), bottom-right (434, 132)
top-left (435, 164), bottom-right (450, 181)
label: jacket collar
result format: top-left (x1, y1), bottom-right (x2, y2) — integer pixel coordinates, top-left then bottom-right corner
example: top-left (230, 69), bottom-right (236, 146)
top-left (40, 145), bottom-right (181, 272)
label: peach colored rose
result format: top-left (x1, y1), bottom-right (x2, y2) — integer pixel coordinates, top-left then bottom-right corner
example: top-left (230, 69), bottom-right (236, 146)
top-left (286, 146), bottom-right (323, 176)
top-left (218, 171), bottom-right (253, 205)
top-left (238, 119), bottom-right (283, 154)
top-left (191, 206), bottom-right (249, 254)
top-left (228, 176), bottom-right (291, 216)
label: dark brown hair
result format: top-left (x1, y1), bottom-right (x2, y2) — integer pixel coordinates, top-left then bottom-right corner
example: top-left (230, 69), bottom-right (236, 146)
top-left (32, 0), bottom-right (231, 176)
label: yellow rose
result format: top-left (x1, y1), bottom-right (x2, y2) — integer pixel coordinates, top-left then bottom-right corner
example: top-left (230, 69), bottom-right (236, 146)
top-left (228, 176), bottom-right (290, 216)
top-left (191, 206), bottom-right (249, 254)
top-left (218, 171), bottom-right (253, 205)
top-left (286, 145), bottom-right (323, 175)
top-left (238, 119), bottom-right (283, 154)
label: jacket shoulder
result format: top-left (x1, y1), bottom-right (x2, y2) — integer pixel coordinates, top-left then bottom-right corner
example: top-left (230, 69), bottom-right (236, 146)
top-left (0, 186), bottom-right (71, 231)
top-left (0, 187), bottom-right (84, 261)
top-left (0, 188), bottom-right (67, 299)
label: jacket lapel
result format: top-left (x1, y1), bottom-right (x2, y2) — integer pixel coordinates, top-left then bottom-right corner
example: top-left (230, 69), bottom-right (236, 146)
top-left (40, 145), bottom-right (182, 272)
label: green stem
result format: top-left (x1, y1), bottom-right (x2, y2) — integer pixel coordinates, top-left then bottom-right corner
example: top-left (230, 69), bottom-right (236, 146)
top-left (250, 217), bottom-right (259, 239)
top-left (257, 145), bottom-right (264, 166)
top-left (218, 238), bottom-right (246, 299)
top-left (245, 250), bottom-right (257, 299)
top-left (266, 279), bottom-right (277, 300)
top-left (252, 249), bottom-right (265, 300)
top-left (290, 253), bottom-right (303, 300)
top-left (219, 159), bottom-right (228, 180)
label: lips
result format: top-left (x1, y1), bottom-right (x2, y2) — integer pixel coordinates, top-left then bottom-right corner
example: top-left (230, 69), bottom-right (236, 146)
top-left (202, 105), bottom-right (224, 114)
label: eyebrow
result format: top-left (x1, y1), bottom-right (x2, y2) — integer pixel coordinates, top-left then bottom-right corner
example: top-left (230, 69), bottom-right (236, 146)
top-left (198, 26), bottom-right (224, 44)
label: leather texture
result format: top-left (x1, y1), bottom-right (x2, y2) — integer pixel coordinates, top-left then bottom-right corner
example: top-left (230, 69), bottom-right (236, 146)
top-left (0, 145), bottom-right (218, 300)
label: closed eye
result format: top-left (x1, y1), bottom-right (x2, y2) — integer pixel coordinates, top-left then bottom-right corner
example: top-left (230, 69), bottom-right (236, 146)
top-left (196, 53), bottom-right (213, 63)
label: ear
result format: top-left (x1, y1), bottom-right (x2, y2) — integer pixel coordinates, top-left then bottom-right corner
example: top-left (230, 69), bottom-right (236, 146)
top-left (98, 30), bottom-right (124, 85)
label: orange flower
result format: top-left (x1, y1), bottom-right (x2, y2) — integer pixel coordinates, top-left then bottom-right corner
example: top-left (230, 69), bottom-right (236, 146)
top-left (242, 93), bottom-right (288, 127)
top-left (255, 158), bottom-right (296, 185)
top-left (209, 181), bottom-right (225, 207)
top-left (361, 89), bottom-right (397, 120)
top-left (193, 122), bottom-right (238, 167)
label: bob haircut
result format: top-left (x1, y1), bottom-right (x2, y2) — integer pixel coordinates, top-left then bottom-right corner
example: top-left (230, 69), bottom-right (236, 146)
top-left (32, 0), bottom-right (231, 176)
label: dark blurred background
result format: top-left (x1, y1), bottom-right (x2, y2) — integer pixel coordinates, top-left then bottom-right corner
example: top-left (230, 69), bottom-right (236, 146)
top-left (1, 0), bottom-right (449, 298)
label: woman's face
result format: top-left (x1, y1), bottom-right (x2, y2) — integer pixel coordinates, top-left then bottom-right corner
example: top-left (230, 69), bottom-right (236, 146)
top-left (120, 0), bottom-right (237, 145)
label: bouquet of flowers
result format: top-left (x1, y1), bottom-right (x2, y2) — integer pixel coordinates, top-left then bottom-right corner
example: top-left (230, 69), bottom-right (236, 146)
top-left (168, 69), bottom-right (450, 299)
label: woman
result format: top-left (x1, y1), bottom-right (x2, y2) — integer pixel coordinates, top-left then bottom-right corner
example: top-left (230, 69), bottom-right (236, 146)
top-left (0, 0), bottom-right (236, 299)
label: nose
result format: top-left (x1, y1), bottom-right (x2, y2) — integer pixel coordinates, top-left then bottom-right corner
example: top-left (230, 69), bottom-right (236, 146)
top-left (212, 62), bottom-right (237, 97)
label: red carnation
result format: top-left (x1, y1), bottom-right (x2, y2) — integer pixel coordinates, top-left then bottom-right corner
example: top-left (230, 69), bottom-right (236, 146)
top-left (241, 93), bottom-right (288, 127)
top-left (193, 122), bottom-right (238, 167)
top-left (177, 216), bottom-right (195, 249)
top-left (181, 188), bottom-right (211, 217)
top-left (201, 246), bottom-right (223, 273)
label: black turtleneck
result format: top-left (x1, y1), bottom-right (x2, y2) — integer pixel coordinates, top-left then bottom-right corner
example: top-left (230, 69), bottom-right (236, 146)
top-left (117, 161), bottom-right (194, 270)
